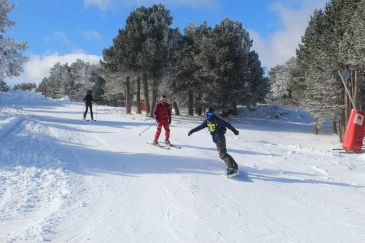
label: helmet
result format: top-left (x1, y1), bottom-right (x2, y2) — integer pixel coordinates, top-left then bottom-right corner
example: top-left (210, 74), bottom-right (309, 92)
top-left (207, 107), bottom-right (214, 120)
top-left (160, 95), bottom-right (167, 103)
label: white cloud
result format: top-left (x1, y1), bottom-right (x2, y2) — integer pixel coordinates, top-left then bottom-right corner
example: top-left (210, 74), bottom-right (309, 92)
top-left (83, 0), bottom-right (217, 10)
top-left (7, 52), bottom-right (101, 86)
top-left (251, 0), bottom-right (328, 69)
top-left (83, 0), bottom-right (111, 10)
top-left (83, 31), bottom-right (103, 43)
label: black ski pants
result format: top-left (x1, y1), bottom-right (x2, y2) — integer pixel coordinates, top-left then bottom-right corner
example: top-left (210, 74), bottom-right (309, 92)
top-left (216, 136), bottom-right (238, 169)
top-left (84, 103), bottom-right (93, 120)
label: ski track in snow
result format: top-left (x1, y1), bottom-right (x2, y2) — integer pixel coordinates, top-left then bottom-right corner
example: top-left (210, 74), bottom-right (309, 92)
top-left (0, 92), bottom-right (365, 242)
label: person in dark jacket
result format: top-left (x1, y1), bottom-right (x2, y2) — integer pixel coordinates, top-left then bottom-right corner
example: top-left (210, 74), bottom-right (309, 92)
top-left (83, 90), bottom-right (95, 120)
top-left (188, 107), bottom-right (239, 176)
top-left (153, 95), bottom-right (172, 145)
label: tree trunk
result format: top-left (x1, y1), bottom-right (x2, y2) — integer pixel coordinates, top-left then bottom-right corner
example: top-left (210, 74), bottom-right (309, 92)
top-left (150, 78), bottom-right (158, 117)
top-left (333, 120), bottom-right (338, 135)
top-left (313, 118), bottom-right (319, 135)
top-left (344, 84), bottom-right (349, 128)
top-left (354, 69), bottom-right (358, 108)
top-left (195, 94), bottom-right (203, 115)
top-left (188, 90), bottom-right (194, 116)
top-left (230, 101), bottom-right (238, 116)
top-left (143, 73), bottom-right (150, 116)
top-left (339, 109), bottom-right (346, 143)
top-left (125, 77), bottom-right (132, 114)
top-left (173, 101), bottom-right (180, 115)
top-left (136, 77), bottom-right (141, 114)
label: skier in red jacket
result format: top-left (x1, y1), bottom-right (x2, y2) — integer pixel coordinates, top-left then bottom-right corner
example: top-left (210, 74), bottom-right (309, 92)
top-left (153, 95), bottom-right (172, 145)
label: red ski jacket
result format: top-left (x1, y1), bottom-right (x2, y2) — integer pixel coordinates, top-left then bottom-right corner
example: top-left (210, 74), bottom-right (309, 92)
top-left (154, 103), bottom-right (171, 121)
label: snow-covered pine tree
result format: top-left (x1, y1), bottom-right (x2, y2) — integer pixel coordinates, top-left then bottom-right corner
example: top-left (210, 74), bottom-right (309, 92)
top-left (46, 63), bottom-right (67, 99)
top-left (339, 0), bottom-right (365, 110)
top-left (69, 59), bottom-right (96, 101)
top-left (12, 82), bottom-right (36, 91)
top-left (0, 0), bottom-right (27, 81)
top-left (297, 0), bottom-right (361, 138)
top-left (269, 57), bottom-right (300, 105)
top-left (0, 79), bottom-right (9, 91)
top-left (101, 29), bottom-right (128, 108)
top-left (37, 77), bottom-right (49, 96)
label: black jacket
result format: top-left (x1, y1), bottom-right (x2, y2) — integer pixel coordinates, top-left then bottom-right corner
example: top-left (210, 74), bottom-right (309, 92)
top-left (84, 94), bottom-right (95, 105)
top-left (190, 115), bottom-right (238, 143)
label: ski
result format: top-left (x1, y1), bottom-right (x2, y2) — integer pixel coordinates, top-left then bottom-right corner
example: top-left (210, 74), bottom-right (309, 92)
top-left (167, 144), bottom-right (181, 149)
top-left (147, 142), bottom-right (170, 150)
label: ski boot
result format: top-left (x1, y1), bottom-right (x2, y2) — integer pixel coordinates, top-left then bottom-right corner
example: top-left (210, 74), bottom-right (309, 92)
top-left (152, 139), bottom-right (159, 145)
top-left (165, 139), bottom-right (171, 145)
top-left (227, 167), bottom-right (239, 178)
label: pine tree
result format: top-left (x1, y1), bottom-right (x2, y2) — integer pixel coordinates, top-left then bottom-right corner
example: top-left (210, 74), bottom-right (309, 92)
top-left (296, 0), bottom-right (361, 137)
top-left (0, 79), bottom-right (9, 91)
top-left (12, 82), bottom-right (36, 91)
top-left (69, 59), bottom-right (97, 100)
top-left (102, 4), bottom-right (173, 115)
top-left (199, 18), bottom-right (251, 115)
top-left (45, 63), bottom-right (66, 99)
top-left (246, 51), bottom-right (268, 105)
top-left (0, 0), bottom-right (27, 80)
top-left (164, 23), bottom-right (205, 116)
top-left (269, 57), bottom-right (300, 105)
top-left (339, 0), bottom-right (365, 110)
top-left (37, 77), bottom-right (49, 96)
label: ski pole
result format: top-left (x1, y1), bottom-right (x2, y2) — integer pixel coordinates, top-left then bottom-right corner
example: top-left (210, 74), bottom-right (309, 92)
top-left (95, 102), bottom-right (98, 120)
top-left (138, 123), bottom-right (155, 136)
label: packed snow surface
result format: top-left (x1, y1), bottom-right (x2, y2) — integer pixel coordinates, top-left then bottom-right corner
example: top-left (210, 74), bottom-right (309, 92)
top-left (0, 91), bottom-right (365, 243)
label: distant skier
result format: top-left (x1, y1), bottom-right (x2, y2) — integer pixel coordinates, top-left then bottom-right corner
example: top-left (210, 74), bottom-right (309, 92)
top-left (83, 90), bottom-right (95, 120)
top-left (153, 95), bottom-right (172, 145)
top-left (188, 107), bottom-right (240, 177)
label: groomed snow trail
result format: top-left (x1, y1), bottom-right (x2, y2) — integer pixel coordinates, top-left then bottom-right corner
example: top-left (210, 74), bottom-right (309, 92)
top-left (1, 92), bottom-right (365, 242)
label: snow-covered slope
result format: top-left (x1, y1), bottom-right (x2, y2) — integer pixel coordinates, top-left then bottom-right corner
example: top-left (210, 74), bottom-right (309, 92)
top-left (0, 91), bottom-right (365, 243)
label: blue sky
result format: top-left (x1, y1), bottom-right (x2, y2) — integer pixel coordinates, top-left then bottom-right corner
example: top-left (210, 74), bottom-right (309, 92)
top-left (6, 0), bottom-right (328, 85)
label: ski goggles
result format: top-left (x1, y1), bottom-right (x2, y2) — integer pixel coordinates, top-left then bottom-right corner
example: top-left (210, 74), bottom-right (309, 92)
top-left (207, 112), bottom-right (214, 119)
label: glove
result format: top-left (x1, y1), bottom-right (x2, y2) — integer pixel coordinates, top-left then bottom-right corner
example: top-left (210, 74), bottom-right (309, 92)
top-left (188, 131), bottom-right (192, 136)
top-left (169, 118), bottom-right (171, 124)
top-left (156, 118), bottom-right (159, 123)
top-left (234, 130), bottom-right (239, 136)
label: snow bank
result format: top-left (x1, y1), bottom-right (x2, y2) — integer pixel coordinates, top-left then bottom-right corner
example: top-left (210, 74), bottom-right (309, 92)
top-left (239, 104), bottom-right (313, 122)
top-left (0, 91), bottom-right (69, 107)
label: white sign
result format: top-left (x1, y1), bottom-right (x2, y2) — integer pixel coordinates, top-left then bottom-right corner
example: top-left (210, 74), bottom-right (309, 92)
top-left (354, 113), bottom-right (364, 126)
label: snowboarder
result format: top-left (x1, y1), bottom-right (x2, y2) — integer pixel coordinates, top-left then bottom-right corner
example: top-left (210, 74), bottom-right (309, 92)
top-left (188, 107), bottom-right (240, 177)
top-left (83, 90), bottom-right (95, 120)
top-left (153, 95), bottom-right (172, 145)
